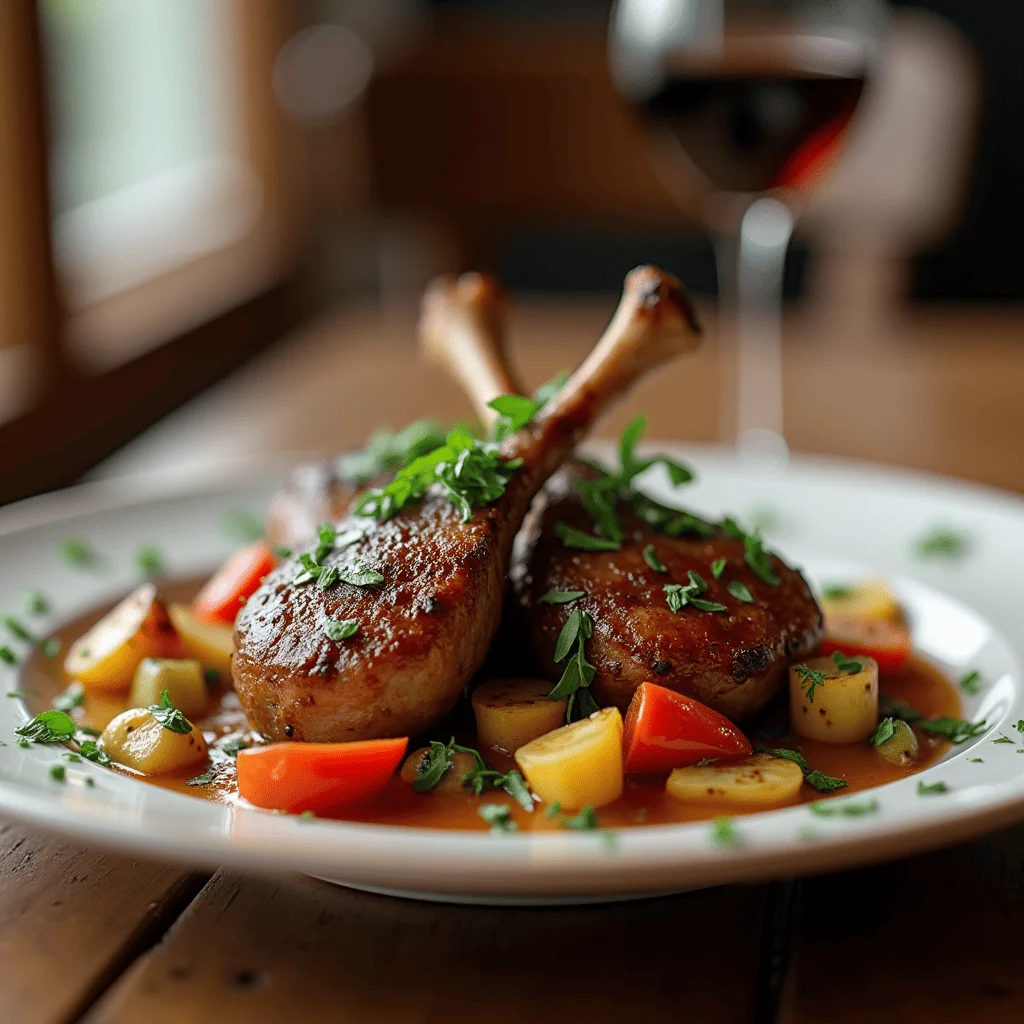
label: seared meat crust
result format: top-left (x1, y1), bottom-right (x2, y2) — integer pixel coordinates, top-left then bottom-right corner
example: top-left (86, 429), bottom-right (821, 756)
top-left (511, 466), bottom-right (824, 720)
top-left (235, 495), bottom-right (503, 741)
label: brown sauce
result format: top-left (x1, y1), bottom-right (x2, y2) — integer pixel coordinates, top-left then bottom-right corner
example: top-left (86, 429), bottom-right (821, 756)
top-left (24, 579), bottom-right (961, 832)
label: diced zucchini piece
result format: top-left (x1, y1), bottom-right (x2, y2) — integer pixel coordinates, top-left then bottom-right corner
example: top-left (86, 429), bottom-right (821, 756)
top-left (666, 753), bottom-right (804, 807)
top-left (129, 658), bottom-right (208, 720)
top-left (472, 677), bottom-right (568, 754)
top-left (790, 655), bottom-right (879, 743)
top-left (514, 707), bottom-right (623, 809)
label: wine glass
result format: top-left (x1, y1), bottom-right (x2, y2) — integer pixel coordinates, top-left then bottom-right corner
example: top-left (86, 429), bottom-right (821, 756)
top-left (610, 0), bottom-right (886, 469)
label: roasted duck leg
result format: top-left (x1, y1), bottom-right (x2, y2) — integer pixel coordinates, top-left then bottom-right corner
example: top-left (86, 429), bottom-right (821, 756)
top-left (426, 278), bottom-right (823, 722)
top-left (233, 267), bottom-right (701, 742)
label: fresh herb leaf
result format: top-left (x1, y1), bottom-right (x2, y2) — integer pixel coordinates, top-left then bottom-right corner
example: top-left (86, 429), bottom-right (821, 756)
top-left (917, 780), bottom-right (948, 795)
top-left (50, 764), bottom-right (66, 782)
top-left (870, 718), bottom-right (897, 747)
top-left (147, 691), bottom-right (192, 735)
top-left (795, 664), bottom-right (826, 704)
top-left (720, 516), bottom-right (745, 540)
top-left (186, 771), bottom-right (215, 787)
top-left (77, 725), bottom-right (101, 738)
top-left (64, 752), bottom-right (81, 762)
top-left (79, 740), bottom-right (111, 766)
top-left (498, 770), bottom-right (534, 812)
top-left (664, 584), bottom-right (688, 613)
top-left (54, 687), bottom-right (84, 713)
top-left (561, 806), bottom-right (601, 831)
top-left (478, 803), bottom-right (517, 834)
top-left (15, 710), bottom-right (76, 744)
top-left (665, 571), bottom-right (726, 614)
top-left (220, 738), bottom-right (248, 758)
top-left (821, 583), bottom-right (852, 600)
top-left (993, 735), bottom-right (1014, 745)
top-left (21, 589), bottom-right (48, 615)
top-left (321, 618), bottom-right (359, 641)
top-left (135, 544), bottom-right (164, 577)
top-left (878, 696), bottom-right (923, 724)
top-left (411, 739), bottom-right (454, 793)
top-left (743, 534), bottom-right (780, 586)
top-left (920, 717), bottom-right (987, 744)
top-left (809, 798), bottom-right (879, 818)
top-left (315, 566), bottom-right (340, 590)
top-left (553, 609), bottom-right (584, 663)
top-left (711, 557), bottom-right (727, 580)
top-left (727, 580), bottom-right (754, 603)
top-left (643, 545), bottom-right (667, 574)
top-left (831, 651), bottom-right (863, 674)
top-left (337, 419), bottom-right (447, 484)
top-left (203, 668), bottom-right (220, 687)
top-left (804, 770), bottom-right (848, 793)
top-left (547, 609), bottom-right (596, 721)
top-left (689, 598), bottom-right (728, 613)
top-left (3, 616), bottom-right (35, 644)
top-left (969, 757), bottom-right (984, 763)
top-left (41, 637), bottom-right (60, 659)
top-left (488, 394), bottom-right (540, 442)
top-left (533, 371), bottom-right (571, 407)
top-left (554, 523), bottom-right (621, 552)
top-left (0, 647), bottom-right (17, 666)
top-left (356, 428), bottom-right (521, 523)
top-left (1017, 720), bottom-right (1024, 734)
top-left (539, 590), bottom-right (585, 605)
top-left (710, 816), bottom-right (740, 847)
top-left (57, 537), bottom-right (98, 567)
top-left (224, 511), bottom-right (264, 543)
top-left (958, 670), bottom-right (983, 695)
top-left (914, 528), bottom-right (969, 561)
top-left (756, 746), bottom-right (810, 773)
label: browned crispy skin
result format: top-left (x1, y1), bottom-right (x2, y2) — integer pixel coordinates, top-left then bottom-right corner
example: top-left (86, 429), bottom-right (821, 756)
top-left (511, 464), bottom-right (824, 720)
top-left (235, 495), bottom-right (504, 741)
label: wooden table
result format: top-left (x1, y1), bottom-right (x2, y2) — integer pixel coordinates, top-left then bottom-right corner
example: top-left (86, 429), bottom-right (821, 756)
top-left (7, 297), bottom-right (1024, 1023)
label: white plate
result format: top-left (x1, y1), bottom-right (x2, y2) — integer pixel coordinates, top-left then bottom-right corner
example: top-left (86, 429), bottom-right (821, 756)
top-left (2, 446), bottom-right (1024, 903)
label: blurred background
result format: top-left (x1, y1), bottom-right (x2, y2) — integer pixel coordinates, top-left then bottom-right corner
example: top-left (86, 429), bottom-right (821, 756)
top-left (1, 0), bottom-right (1022, 506)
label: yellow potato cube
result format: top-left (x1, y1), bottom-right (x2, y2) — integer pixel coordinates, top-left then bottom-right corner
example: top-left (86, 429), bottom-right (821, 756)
top-left (64, 583), bottom-right (174, 691)
top-left (821, 580), bottom-right (903, 626)
top-left (514, 706), bottom-right (623, 809)
top-left (129, 658), bottom-right (208, 720)
top-left (790, 655), bottom-right (879, 743)
top-left (666, 754), bottom-right (804, 807)
top-left (472, 677), bottom-right (568, 754)
top-left (168, 604), bottom-right (234, 680)
top-left (101, 707), bottom-right (208, 775)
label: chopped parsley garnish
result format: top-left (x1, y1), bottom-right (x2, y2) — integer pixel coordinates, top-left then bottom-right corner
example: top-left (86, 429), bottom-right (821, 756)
top-left (488, 394), bottom-right (540, 442)
top-left (920, 717), bottom-right (987, 744)
top-left (15, 710), bottom-right (76, 744)
top-left (50, 764), bottom-right (66, 782)
top-left (756, 745), bottom-right (847, 792)
top-left (410, 739), bottom-right (454, 793)
top-left (356, 426), bottom-right (521, 523)
top-left (321, 618), bottom-right (359, 641)
top-left (710, 816), bottom-right (740, 847)
top-left (54, 688), bottom-right (84, 713)
top-left (831, 651), bottom-right (863, 674)
top-left (547, 609), bottom-right (598, 721)
top-left (292, 526), bottom-right (382, 591)
top-left (878, 696), bottom-right (923, 724)
top-left (57, 537), bottom-right (99, 567)
top-left (642, 545), bottom-right (667, 574)
top-left (79, 740), bottom-right (110, 766)
top-left (135, 544), bottom-right (164, 577)
top-left (147, 690), bottom-right (192, 735)
top-left (821, 583), bottom-right (852, 600)
top-left (561, 806), bottom-right (601, 831)
top-left (538, 590), bottom-right (585, 605)
top-left (869, 718), bottom-right (897, 747)
top-left (1017, 720), bottom-right (1024, 734)
top-left (3, 616), bottom-right (34, 643)
top-left (220, 738), bottom-right (248, 758)
top-left (969, 757), bottom-right (984, 763)
top-left (337, 419), bottom-right (448, 484)
top-left (554, 523), bottom-right (621, 552)
top-left (203, 668), bottom-right (220, 687)
top-left (336, 561), bottom-right (384, 587)
top-left (958, 670), bottom-right (983, 695)
top-left (223, 511), bottom-right (264, 543)
top-left (664, 571), bottom-right (726, 614)
top-left (186, 771), bottom-right (215, 787)
top-left (41, 638), bottom-right (60, 659)
top-left (993, 734), bottom-right (1014, 745)
top-left (794, 664), bottom-right (826, 704)
top-left (64, 752), bottom-right (81, 762)
top-left (914, 528), bottom-right (969, 561)
top-left (917, 780), bottom-right (948, 796)
top-left (21, 589), bottom-right (48, 615)
top-left (809, 798), bottom-right (878, 818)
top-left (711, 557), bottom-right (727, 580)
top-left (0, 647), bottom-right (17, 666)
top-left (727, 580), bottom-right (754, 603)
top-left (743, 533), bottom-right (780, 586)
top-left (478, 803), bottom-right (517, 834)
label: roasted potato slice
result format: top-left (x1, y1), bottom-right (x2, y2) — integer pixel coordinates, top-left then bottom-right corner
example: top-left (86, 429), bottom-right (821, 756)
top-left (790, 655), bottom-right (879, 743)
top-left (472, 677), bottom-right (568, 754)
top-left (666, 753), bottom-right (804, 807)
top-left (101, 706), bottom-right (208, 774)
top-left (168, 604), bottom-right (233, 679)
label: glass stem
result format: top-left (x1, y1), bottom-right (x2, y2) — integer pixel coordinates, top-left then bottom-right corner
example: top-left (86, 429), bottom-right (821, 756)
top-left (715, 196), bottom-right (794, 468)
